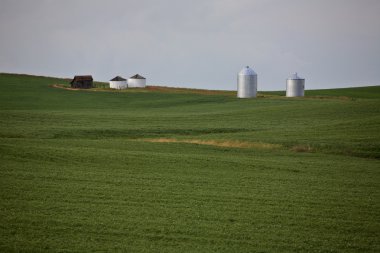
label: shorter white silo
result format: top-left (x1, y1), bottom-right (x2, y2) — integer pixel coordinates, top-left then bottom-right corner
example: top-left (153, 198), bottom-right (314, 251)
top-left (109, 76), bottom-right (127, 89)
top-left (128, 74), bottom-right (146, 88)
top-left (286, 73), bottom-right (305, 97)
top-left (237, 66), bottom-right (257, 98)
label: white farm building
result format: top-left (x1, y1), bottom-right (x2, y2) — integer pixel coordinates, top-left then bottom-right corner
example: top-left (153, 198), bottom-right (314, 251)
top-left (109, 76), bottom-right (127, 89)
top-left (128, 74), bottom-right (146, 88)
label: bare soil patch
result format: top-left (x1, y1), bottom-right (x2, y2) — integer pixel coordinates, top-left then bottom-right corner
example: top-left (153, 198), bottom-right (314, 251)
top-left (51, 84), bottom-right (235, 96)
top-left (51, 84), bottom-right (80, 91)
top-left (291, 144), bottom-right (314, 152)
top-left (141, 138), bottom-right (282, 149)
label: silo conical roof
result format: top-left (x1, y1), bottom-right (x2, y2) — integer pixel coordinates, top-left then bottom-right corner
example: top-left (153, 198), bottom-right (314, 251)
top-left (239, 66), bottom-right (257, 76)
top-left (288, 72), bottom-right (304, 80)
top-left (130, 74), bottom-right (146, 79)
top-left (110, 76), bottom-right (126, 81)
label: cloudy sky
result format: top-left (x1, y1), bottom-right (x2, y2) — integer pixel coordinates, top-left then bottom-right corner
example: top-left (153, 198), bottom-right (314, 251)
top-left (0, 0), bottom-right (379, 90)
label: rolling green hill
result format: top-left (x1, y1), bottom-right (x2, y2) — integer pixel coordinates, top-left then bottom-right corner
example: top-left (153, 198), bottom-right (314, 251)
top-left (0, 73), bottom-right (379, 252)
top-left (264, 86), bottom-right (380, 99)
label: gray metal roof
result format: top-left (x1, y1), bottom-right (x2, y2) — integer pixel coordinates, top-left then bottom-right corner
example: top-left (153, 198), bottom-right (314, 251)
top-left (288, 73), bottom-right (304, 80)
top-left (129, 74), bottom-right (146, 79)
top-left (110, 76), bottom-right (126, 81)
top-left (239, 66), bottom-right (257, 76)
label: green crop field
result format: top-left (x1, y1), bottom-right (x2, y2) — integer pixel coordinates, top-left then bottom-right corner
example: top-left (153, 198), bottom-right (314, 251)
top-left (0, 73), bottom-right (379, 252)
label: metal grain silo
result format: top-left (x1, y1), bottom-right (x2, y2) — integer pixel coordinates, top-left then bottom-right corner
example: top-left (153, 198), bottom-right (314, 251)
top-left (109, 76), bottom-right (127, 89)
top-left (286, 73), bottom-right (305, 97)
top-left (128, 74), bottom-right (146, 88)
top-left (237, 66), bottom-right (257, 98)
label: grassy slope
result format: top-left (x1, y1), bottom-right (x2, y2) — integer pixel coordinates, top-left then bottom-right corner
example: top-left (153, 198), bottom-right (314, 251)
top-left (264, 86), bottom-right (380, 99)
top-left (0, 73), bottom-right (379, 252)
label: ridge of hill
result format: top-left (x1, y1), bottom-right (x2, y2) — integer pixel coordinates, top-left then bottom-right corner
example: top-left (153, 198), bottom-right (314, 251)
top-left (2, 72), bottom-right (379, 98)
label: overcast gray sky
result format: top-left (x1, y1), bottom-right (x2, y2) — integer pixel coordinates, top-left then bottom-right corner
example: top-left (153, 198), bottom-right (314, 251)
top-left (0, 0), bottom-right (379, 90)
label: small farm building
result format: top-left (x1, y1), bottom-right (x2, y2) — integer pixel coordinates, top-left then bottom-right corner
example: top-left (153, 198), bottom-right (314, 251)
top-left (128, 74), bottom-right (146, 88)
top-left (237, 66), bottom-right (257, 98)
top-left (71, 75), bottom-right (93, 89)
top-left (109, 76), bottom-right (127, 89)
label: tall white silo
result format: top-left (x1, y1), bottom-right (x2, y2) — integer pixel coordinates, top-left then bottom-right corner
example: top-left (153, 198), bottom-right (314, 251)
top-left (128, 74), bottom-right (146, 88)
top-left (237, 66), bottom-right (257, 98)
top-left (286, 73), bottom-right (305, 97)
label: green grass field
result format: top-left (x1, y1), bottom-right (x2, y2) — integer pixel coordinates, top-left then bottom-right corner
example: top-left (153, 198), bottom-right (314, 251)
top-left (0, 73), bottom-right (379, 252)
